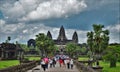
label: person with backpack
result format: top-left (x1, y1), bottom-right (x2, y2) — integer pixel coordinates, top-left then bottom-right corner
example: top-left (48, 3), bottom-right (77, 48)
top-left (41, 59), bottom-right (46, 71)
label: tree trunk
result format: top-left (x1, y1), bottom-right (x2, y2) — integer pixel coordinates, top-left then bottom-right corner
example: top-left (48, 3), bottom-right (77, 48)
top-left (110, 60), bottom-right (116, 67)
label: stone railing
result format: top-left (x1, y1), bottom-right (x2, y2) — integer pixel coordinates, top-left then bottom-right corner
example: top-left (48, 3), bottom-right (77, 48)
top-left (0, 60), bottom-right (40, 72)
top-left (75, 60), bottom-right (96, 72)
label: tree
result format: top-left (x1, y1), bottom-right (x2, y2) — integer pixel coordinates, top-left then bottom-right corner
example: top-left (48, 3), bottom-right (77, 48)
top-left (35, 33), bottom-right (55, 57)
top-left (65, 42), bottom-right (80, 58)
top-left (6, 36), bottom-right (11, 43)
top-left (87, 24), bottom-right (109, 66)
top-left (103, 45), bottom-right (120, 67)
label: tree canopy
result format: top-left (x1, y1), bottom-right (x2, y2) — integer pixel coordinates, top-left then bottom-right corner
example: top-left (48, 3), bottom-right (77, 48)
top-left (87, 24), bottom-right (109, 66)
top-left (35, 33), bottom-right (55, 57)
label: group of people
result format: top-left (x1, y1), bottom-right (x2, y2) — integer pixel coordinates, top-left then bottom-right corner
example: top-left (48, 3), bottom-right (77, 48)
top-left (40, 57), bottom-right (56, 71)
top-left (40, 55), bottom-right (74, 71)
top-left (59, 57), bottom-right (74, 69)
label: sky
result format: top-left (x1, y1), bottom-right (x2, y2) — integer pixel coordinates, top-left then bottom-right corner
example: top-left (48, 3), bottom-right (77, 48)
top-left (0, 0), bottom-right (120, 44)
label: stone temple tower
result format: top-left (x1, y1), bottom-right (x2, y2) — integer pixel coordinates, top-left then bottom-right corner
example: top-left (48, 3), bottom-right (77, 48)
top-left (47, 31), bottom-right (52, 39)
top-left (72, 31), bottom-right (78, 43)
top-left (57, 25), bottom-right (67, 41)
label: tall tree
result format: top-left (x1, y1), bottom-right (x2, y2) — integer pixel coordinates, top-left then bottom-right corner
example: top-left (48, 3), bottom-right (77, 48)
top-left (35, 33), bottom-right (55, 57)
top-left (87, 24), bottom-right (109, 65)
top-left (65, 42), bottom-right (80, 58)
top-left (6, 36), bottom-right (11, 43)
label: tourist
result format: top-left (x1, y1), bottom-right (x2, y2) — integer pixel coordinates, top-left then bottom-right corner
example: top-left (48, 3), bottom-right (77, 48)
top-left (52, 58), bottom-right (56, 67)
top-left (44, 57), bottom-right (49, 69)
top-left (70, 59), bottom-right (74, 69)
top-left (49, 58), bottom-right (53, 68)
top-left (41, 59), bottom-right (46, 71)
top-left (59, 58), bottom-right (63, 67)
top-left (64, 59), bottom-right (67, 68)
top-left (66, 58), bottom-right (70, 69)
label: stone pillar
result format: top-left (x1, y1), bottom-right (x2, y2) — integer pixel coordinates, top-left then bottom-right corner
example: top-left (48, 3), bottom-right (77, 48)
top-left (5, 52), bottom-right (8, 58)
top-left (14, 52), bottom-right (17, 58)
top-left (1, 51), bottom-right (4, 58)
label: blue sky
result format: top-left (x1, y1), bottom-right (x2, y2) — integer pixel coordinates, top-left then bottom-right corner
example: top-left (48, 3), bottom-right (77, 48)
top-left (0, 0), bottom-right (120, 44)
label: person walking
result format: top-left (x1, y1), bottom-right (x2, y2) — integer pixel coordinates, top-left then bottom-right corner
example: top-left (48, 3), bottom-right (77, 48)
top-left (49, 58), bottom-right (53, 68)
top-left (70, 59), bottom-right (74, 69)
top-left (59, 58), bottom-right (63, 67)
top-left (41, 59), bottom-right (46, 71)
top-left (66, 58), bottom-right (70, 69)
top-left (52, 58), bottom-right (56, 67)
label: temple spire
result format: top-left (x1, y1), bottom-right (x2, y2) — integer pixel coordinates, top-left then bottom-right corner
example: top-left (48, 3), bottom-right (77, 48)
top-left (57, 25), bottom-right (67, 41)
top-left (47, 31), bottom-right (52, 39)
top-left (72, 31), bottom-right (78, 43)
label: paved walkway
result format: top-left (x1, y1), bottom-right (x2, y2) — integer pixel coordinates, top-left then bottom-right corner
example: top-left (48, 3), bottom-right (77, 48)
top-left (27, 62), bottom-right (80, 72)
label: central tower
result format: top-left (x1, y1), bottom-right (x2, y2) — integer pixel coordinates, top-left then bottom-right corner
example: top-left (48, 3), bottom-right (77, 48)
top-left (57, 25), bottom-right (67, 41)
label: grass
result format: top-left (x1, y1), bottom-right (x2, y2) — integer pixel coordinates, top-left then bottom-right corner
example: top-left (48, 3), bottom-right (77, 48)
top-left (78, 57), bottom-right (120, 72)
top-left (100, 61), bottom-right (120, 72)
top-left (25, 56), bottom-right (41, 61)
top-left (0, 60), bottom-right (19, 69)
top-left (0, 57), bottom-right (41, 69)
top-left (78, 57), bottom-right (89, 61)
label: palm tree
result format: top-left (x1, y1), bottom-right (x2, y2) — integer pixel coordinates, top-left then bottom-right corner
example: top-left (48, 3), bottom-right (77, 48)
top-left (87, 24), bottom-right (109, 66)
top-left (6, 36), bottom-right (11, 43)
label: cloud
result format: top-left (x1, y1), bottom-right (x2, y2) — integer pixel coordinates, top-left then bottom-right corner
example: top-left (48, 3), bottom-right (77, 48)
top-left (20, 0), bottom-right (87, 21)
top-left (0, 0), bottom-right (87, 22)
top-left (0, 19), bottom-right (119, 44)
top-left (0, 20), bottom-right (88, 43)
top-left (0, 19), bottom-right (25, 34)
top-left (106, 24), bottom-right (120, 43)
top-left (0, 0), bottom-right (119, 44)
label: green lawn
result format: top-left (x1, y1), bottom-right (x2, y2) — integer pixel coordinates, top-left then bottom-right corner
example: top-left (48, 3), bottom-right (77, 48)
top-left (0, 60), bottom-right (19, 69)
top-left (100, 61), bottom-right (120, 72)
top-left (0, 57), bottom-right (40, 69)
top-left (78, 57), bottom-right (120, 72)
top-left (78, 57), bottom-right (89, 61)
top-left (25, 56), bottom-right (41, 61)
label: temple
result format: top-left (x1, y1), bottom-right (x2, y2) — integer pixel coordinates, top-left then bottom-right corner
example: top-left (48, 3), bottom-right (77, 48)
top-left (0, 43), bottom-right (23, 60)
top-left (27, 26), bottom-right (79, 54)
top-left (47, 26), bottom-right (78, 45)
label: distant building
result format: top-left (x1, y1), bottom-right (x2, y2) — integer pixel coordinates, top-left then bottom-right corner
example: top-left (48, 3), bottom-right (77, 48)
top-left (26, 39), bottom-right (39, 55)
top-left (0, 43), bottom-right (23, 60)
top-left (27, 26), bottom-right (79, 54)
top-left (47, 25), bottom-right (78, 45)
top-left (47, 26), bottom-right (79, 53)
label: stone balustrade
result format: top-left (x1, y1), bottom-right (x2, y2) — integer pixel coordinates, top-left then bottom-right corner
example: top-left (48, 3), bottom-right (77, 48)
top-left (0, 60), bottom-right (40, 72)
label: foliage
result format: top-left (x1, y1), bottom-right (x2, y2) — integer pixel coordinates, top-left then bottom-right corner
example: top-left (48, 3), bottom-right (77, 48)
top-left (78, 57), bottom-right (120, 72)
top-left (20, 44), bottom-right (29, 51)
top-left (103, 45), bottom-right (120, 67)
top-left (0, 60), bottom-right (19, 69)
top-left (35, 33), bottom-right (55, 57)
top-left (65, 42), bottom-right (80, 57)
top-left (100, 61), bottom-right (120, 72)
top-left (5, 36), bottom-right (11, 43)
top-left (87, 24), bottom-right (109, 66)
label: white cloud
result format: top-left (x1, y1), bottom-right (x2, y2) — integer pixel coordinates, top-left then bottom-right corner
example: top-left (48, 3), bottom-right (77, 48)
top-left (30, 25), bottom-right (88, 43)
top-left (22, 0), bottom-right (87, 21)
top-left (0, 0), bottom-right (87, 22)
top-left (106, 24), bottom-right (120, 43)
top-left (0, 19), bottom-right (25, 34)
top-left (0, 20), bottom-right (88, 43)
top-left (106, 24), bottom-right (120, 32)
